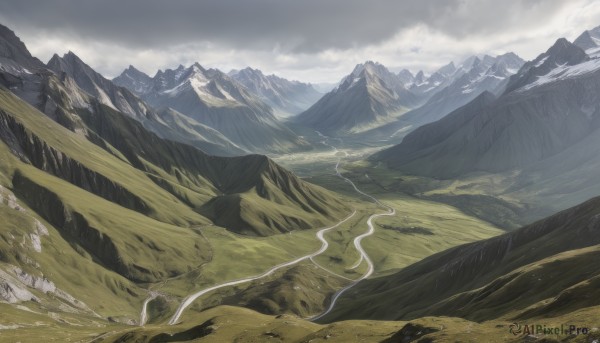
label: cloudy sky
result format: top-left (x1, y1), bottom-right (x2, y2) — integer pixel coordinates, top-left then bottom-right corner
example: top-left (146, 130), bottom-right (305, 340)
top-left (1, 0), bottom-right (600, 83)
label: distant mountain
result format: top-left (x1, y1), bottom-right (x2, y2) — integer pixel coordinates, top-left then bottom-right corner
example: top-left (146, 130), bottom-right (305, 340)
top-left (397, 69), bottom-right (414, 85)
top-left (116, 63), bottom-right (310, 153)
top-left (352, 54), bottom-right (523, 142)
top-left (374, 38), bottom-right (595, 175)
top-left (406, 61), bottom-right (458, 97)
top-left (42, 52), bottom-right (245, 156)
top-left (48, 52), bottom-right (155, 121)
top-left (228, 67), bottom-right (322, 117)
top-left (325, 194), bottom-right (600, 323)
top-left (312, 82), bottom-right (338, 93)
top-left (504, 38), bottom-right (588, 93)
top-left (373, 37), bottom-right (600, 214)
top-left (295, 61), bottom-right (420, 134)
top-left (395, 53), bottom-right (524, 130)
top-left (112, 65), bottom-right (153, 96)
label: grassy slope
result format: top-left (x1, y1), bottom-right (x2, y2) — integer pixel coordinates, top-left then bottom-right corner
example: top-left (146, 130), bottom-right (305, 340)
top-left (0, 92), bottom-right (216, 319)
top-left (0, 87), bottom-right (353, 329)
top-left (15, 303), bottom-right (594, 343)
top-left (323, 193), bottom-right (600, 323)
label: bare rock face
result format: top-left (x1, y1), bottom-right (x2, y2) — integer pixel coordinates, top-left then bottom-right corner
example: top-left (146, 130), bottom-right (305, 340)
top-left (0, 268), bottom-right (38, 303)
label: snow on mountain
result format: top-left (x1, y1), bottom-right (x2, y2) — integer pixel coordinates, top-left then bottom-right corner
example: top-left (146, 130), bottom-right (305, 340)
top-left (229, 67), bottom-right (322, 117)
top-left (123, 63), bottom-right (310, 153)
top-left (295, 61), bottom-right (419, 134)
top-left (112, 65), bottom-right (153, 95)
top-left (364, 52), bottom-right (524, 141)
top-left (505, 38), bottom-right (589, 94)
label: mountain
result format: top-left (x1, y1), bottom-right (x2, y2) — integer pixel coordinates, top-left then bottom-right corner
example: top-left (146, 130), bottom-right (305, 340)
top-left (574, 25), bottom-right (600, 51)
top-left (348, 54), bottom-right (523, 143)
top-left (393, 53), bottom-right (524, 131)
top-left (295, 61), bottom-right (420, 134)
top-left (47, 52), bottom-right (157, 121)
top-left (0, 23), bottom-right (352, 330)
top-left (228, 67), bottom-right (322, 117)
top-left (373, 37), bottom-right (600, 215)
top-left (116, 63), bottom-right (310, 153)
top-left (374, 38), bottom-right (595, 175)
top-left (322, 194), bottom-right (600, 323)
top-left (504, 38), bottom-right (589, 93)
top-left (43, 52), bottom-right (245, 156)
top-left (312, 82), bottom-right (338, 93)
top-left (406, 61), bottom-right (458, 97)
top-left (397, 68), bottom-right (415, 85)
top-left (111, 64), bottom-right (154, 95)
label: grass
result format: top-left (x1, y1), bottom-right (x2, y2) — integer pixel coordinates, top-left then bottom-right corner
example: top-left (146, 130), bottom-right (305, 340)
top-left (73, 304), bottom-right (600, 342)
top-left (364, 195), bottom-right (503, 275)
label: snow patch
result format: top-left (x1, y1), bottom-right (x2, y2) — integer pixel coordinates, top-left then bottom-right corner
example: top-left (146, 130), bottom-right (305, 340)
top-left (534, 56), bottom-right (549, 67)
top-left (519, 58), bottom-right (600, 91)
top-left (586, 46), bottom-right (600, 58)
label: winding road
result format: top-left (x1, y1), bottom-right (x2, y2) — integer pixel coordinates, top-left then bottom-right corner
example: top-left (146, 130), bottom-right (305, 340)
top-left (153, 130), bottom-right (394, 325)
top-left (309, 134), bottom-right (395, 322)
top-left (139, 292), bottom-right (157, 326)
top-left (166, 210), bottom-right (356, 325)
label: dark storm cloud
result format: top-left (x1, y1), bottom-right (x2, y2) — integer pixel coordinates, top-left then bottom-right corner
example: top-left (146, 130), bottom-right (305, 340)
top-left (0, 0), bottom-right (568, 53)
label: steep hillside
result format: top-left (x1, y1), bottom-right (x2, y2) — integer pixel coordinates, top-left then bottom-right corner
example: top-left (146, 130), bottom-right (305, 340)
top-left (324, 194), bottom-right (600, 323)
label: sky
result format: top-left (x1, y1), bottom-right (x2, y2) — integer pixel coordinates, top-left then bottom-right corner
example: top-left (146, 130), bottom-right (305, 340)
top-left (1, 0), bottom-right (600, 84)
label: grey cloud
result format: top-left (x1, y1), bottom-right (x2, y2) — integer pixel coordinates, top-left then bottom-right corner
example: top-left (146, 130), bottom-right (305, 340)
top-left (0, 0), bottom-right (570, 54)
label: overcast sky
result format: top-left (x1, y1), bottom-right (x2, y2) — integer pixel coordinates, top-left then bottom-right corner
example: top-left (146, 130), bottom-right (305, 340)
top-left (1, 0), bottom-right (600, 83)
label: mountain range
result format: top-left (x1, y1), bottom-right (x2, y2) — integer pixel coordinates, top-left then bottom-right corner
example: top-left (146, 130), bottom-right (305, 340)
top-left (295, 53), bottom-right (524, 140)
top-left (113, 63), bottom-right (312, 153)
top-left (295, 61), bottom-right (420, 134)
top-left (373, 34), bottom-right (600, 218)
top-left (228, 67), bottom-right (322, 117)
